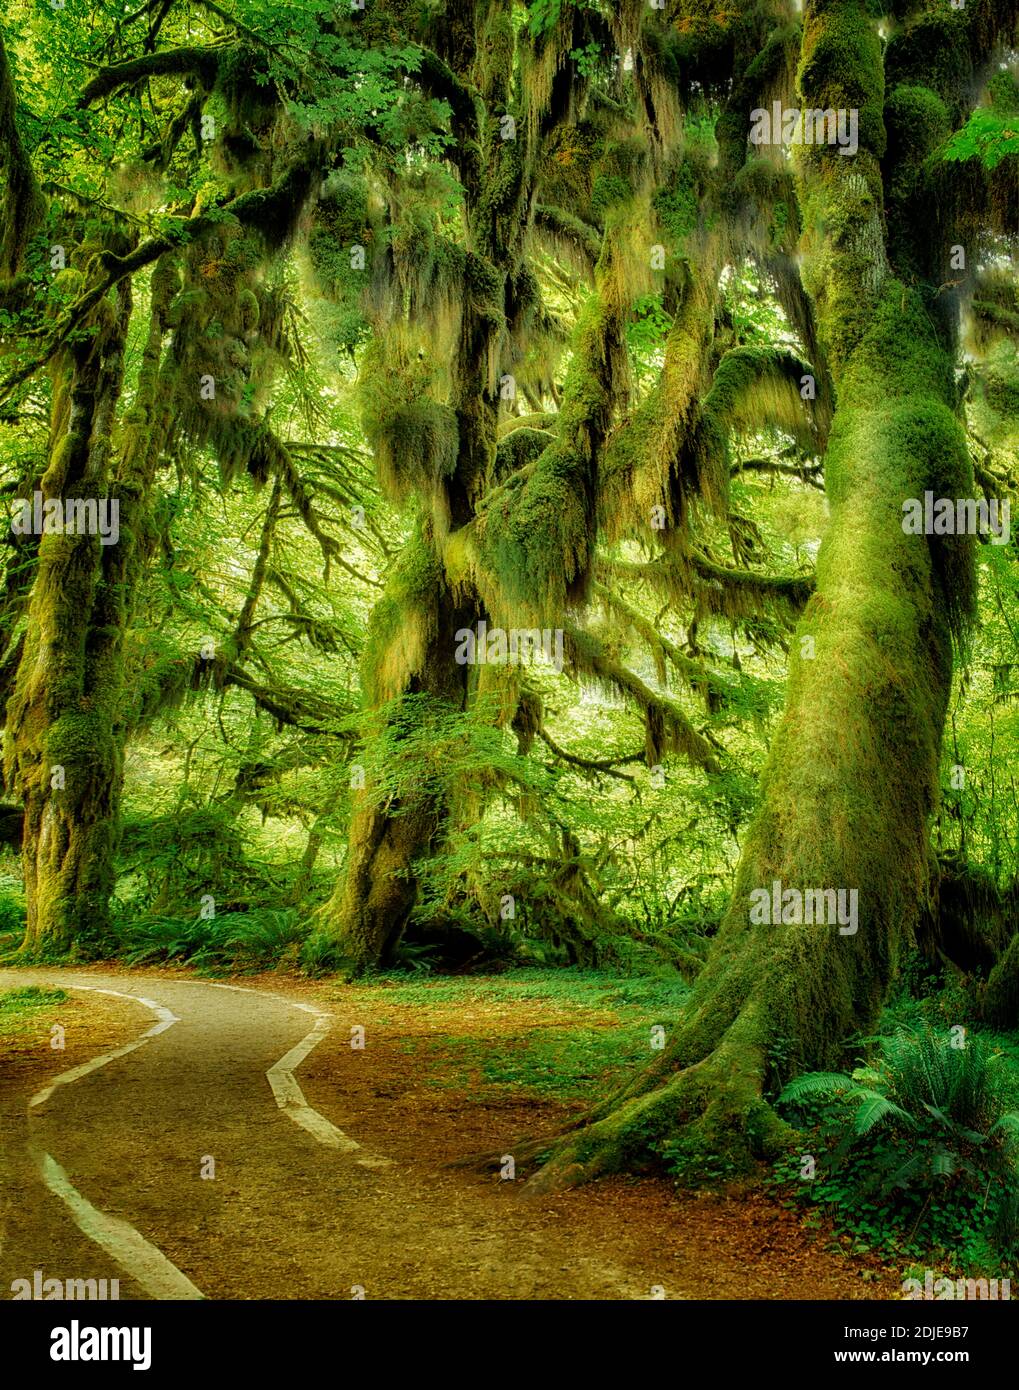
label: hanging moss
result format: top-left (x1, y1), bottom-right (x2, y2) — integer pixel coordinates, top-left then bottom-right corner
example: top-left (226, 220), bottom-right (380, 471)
top-left (210, 46), bottom-right (282, 188)
top-left (601, 245), bottom-right (724, 539)
top-left (358, 339), bottom-right (460, 506)
top-left (731, 161), bottom-right (802, 257)
top-left (164, 216), bottom-right (297, 485)
top-left (478, 282), bottom-right (622, 623)
top-left (361, 523), bottom-right (444, 707)
top-left (700, 345), bottom-right (818, 453)
top-left (564, 623), bottom-right (720, 773)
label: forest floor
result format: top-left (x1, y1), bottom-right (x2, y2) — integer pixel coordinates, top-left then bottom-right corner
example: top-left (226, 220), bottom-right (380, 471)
top-left (0, 964), bottom-right (906, 1300)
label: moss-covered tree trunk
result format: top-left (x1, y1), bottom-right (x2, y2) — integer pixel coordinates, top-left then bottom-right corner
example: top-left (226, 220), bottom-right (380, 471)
top-left (321, 1), bottom-right (522, 970)
top-left (333, 582), bottom-right (473, 967)
top-left (4, 279), bottom-right (131, 955)
top-left (528, 0), bottom-right (976, 1189)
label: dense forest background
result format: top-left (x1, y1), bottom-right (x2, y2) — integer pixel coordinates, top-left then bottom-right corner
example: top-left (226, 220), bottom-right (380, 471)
top-left (0, 0), bottom-right (1018, 1287)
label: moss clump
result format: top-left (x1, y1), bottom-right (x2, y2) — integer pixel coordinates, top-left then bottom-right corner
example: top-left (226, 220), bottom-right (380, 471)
top-left (882, 84), bottom-right (952, 280)
top-left (797, 0), bottom-right (886, 161)
top-left (307, 170), bottom-right (371, 353)
top-left (590, 173), bottom-right (632, 220)
top-left (359, 344), bottom-right (460, 507)
top-left (884, 84), bottom-right (951, 176)
top-left (884, 12), bottom-right (971, 117)
top-left (493, 425), bottom-right (553, 482)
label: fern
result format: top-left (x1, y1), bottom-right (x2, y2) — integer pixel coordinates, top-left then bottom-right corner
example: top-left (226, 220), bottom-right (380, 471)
top-left (778, 1072), bottom-right (855, 1103)
top-left (776, 1025), bottom-right (1019, 1262)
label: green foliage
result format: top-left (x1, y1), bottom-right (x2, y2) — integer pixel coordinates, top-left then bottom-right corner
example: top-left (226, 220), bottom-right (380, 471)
top-left (626, 294), bottom-right (672, 391)
top-left (119, 908), bottom-right (304, 974)
top-left (942, 110), bottom-right (1019, 172)
top-left (0, 869), bottom-right (26, 940)
top-left (776, 1027), bottom-right (1019, 1267)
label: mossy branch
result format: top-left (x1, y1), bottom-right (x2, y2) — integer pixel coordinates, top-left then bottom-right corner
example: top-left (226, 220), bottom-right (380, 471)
top-left (563, 622), bottom-right (721, 775)
top-left (76, 45), bottom-right (224, 107)
top-left (692, 551), bottom-right (815, 609)
top-left (591, 579), bottom-right (732, 706)
top-left (534, 725), bottom-right (643, 782)
top-left (731, 454), bottom-right (824, 490)
top-left (533, 203), bottom-right (602, 263)
top-left (597, 553), bottom-right (815, 615)
top-left (221, 665), bottom-right (357, 737)
top-left (0, 148), bottom-right (321, 406)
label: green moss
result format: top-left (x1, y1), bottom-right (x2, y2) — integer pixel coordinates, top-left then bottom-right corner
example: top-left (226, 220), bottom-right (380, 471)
top-left (884, 84), bottom-right (951, 173)
top-left (493, 424), bottom-right (552, 481)
top-left (885, 12), bottom-right (971, 116)
top-left (362, 523), bottom-right (444, 706)
top-left (701, 345), bottom-right (815, 448)
top-left (479, 287), bottom-right (620, 620)
top-left (590, 173), bottom-right (632, 219)
top-left (359, 342), bottom-right (460, 504)
top-left (821, 282), bottom-right (974, 645)
top-left (882, 84), bottom-right (952, 279)
top-left (731, 160), bottom-right (801, 252)
top-left (797, 0), bottom-right (886, 161)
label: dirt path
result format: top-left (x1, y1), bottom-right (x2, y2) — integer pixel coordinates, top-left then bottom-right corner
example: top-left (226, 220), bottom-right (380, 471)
top-left (0, 966), bottom-right (902, 1300)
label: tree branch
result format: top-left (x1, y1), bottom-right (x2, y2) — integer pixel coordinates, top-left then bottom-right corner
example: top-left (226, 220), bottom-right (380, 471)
top-left (77, 46), bottom-right (223, 108)
top-left (535, 725), bottom-right (643, 781)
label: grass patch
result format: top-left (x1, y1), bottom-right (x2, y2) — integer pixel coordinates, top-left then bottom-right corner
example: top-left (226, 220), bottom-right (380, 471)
top-left (0, 985), bottom-right (67, 1034)
top-left (362, 967), bottom-right (688, 1101)
top-left (357, 965), bottom-right (688, 1013)
top-left (408, 1025), bottom-right (659, 1100)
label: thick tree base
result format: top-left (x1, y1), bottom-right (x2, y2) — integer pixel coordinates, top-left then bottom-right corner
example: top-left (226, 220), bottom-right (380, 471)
top-left (521, 1043), bottom-right (794, 1194)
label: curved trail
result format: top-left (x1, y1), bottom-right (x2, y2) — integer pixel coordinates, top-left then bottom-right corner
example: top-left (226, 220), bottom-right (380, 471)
top-left (13, 977), bottom-right (392, 1299)
top-left (0, 968), bottom-right (653, 1300)
top-left (1, 970), bottom-right (397, 1299)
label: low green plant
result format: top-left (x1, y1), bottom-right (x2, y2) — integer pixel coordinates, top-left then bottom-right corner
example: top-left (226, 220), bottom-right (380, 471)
top-left (121, 908), bottom-right (305, 973)
top-left (775, 1025), bottom-right (1019, 1267)
top-left (0, 984), bottom-right (67, 1015)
